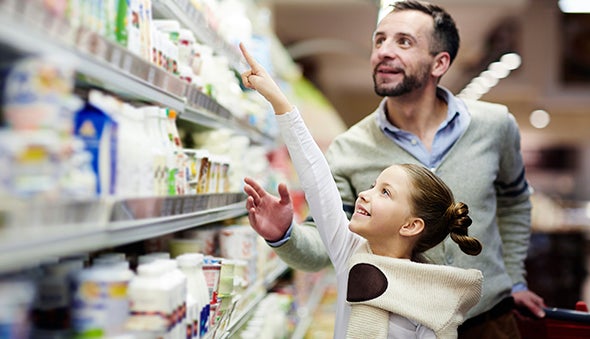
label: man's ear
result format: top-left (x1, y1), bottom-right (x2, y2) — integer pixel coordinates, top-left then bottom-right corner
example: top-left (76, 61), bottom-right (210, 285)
top-left (400, 218), bottom-right (425, 237)
top-left (431, 51), bottom-right (451, 78)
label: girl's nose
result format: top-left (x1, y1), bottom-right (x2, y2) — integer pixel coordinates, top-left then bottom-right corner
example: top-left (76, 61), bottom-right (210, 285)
top-left (358, 190), bottom-right (369, 201)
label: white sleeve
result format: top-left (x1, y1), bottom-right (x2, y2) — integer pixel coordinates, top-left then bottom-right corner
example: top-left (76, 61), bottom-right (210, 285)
top-left (276, 108), bottom-right (361, 271)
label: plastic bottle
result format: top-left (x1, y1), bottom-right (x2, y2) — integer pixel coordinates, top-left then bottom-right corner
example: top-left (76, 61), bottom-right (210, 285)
top-left (31, 259), bottom-right (84, 334)
top-left (126, 261), bottom-right (168, 337)
top-left (142, 106), bottom-right (167, 196)
top-left (0, 279), bottom-right (36, 338)
top-left (177, 253), bottom-right (210, 338)
top-left (158, 259), bottom-right (187, 339)
top-left (157, 108), bottom-right (177, 196)
top-left (70, 262), bottom-right (134, 337)
top-left (203, 256), bottom-right (223, 329)
top-left (127, 105), bottom-right (154, 197)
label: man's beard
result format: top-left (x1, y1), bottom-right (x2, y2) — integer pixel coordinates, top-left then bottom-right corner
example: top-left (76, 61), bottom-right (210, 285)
top-left (373, 66), bottom-right (429, 97)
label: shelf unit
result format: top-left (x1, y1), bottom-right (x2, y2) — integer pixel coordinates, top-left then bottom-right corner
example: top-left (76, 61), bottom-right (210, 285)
top-left (0, 0), bottom-right (291, 337)
top-left (0, 0), bottom-right (274, 144)
top-left (0, 0), bottom-right (269, 268)
top-left (0, 194), bottom-right (247, 272)
top-left (290, 271), bottom-right (335, 339)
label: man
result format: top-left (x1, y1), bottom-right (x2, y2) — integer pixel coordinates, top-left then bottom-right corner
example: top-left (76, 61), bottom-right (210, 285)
top-left (248, 1), bottom-right (545, 338)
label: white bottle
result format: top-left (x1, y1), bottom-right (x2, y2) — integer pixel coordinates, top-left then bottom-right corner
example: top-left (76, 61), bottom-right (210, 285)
top-left (121, 104), bottom-right (142, 196)
top-left (177, 253), bottom-right (209, 338)
top-left (126, 262), bottom-right (168, 336)
top-left (158, 259), bottom-right (187, 339)
top-left (70, 263), bottom-right (134, 337)
top-left (128, 105), bottom-right (153, 197)
top-left (102, 95), bottom-right (133, 198)
top-left (143, 106), bottom-right (167, 196)
top-left (194, 254), bottom-right (211, 337)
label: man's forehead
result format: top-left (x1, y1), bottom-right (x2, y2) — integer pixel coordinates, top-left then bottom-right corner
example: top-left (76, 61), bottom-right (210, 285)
top-left (373, 10), bottom-right (433, 37)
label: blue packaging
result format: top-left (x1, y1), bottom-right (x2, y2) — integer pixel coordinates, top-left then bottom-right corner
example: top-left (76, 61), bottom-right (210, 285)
top-left (74, 102), bottom-right (118, 195)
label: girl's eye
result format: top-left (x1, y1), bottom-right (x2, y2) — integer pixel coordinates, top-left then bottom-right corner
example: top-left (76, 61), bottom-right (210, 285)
top-left (382, 188), bottom-right (390, 197)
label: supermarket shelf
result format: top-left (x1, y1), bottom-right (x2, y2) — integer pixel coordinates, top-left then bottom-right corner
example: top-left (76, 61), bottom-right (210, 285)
top-left (182, 103), bottom-right (275, 147)
top-left (152, 0), bottom-right (244, 71)
top-left (0, 1), bottom-right (186, 112)
top-left (218, 261), bottom-right (290, 339)
top-left (0, 193), bottom-right (247, 274)
top-left (0, 0), bottom-right (288, 335)
top-left (0, 0), bottom-right (273, 145)
top-left (291, 270), bottom-right (335, 339)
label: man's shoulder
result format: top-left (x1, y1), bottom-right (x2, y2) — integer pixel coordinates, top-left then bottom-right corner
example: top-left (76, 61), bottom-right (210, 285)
top-left (462, 98), bottom-right (509, 118)
top-left (461, 98), bottom-right (518, 138)
top-left (335, 111), bottom-right (380, 139)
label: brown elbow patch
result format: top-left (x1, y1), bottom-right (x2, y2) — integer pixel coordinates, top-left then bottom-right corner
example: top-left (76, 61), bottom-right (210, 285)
top-left (347, 263), bottom-right (388, 302)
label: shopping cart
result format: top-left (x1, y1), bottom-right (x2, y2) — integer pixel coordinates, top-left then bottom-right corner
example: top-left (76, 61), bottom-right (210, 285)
top-left (516, 301), bottom-right (590, 338)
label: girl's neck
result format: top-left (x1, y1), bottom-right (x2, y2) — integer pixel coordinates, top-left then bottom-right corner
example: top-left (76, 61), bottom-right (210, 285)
top-left (367, 241), bottom-right (413, 260)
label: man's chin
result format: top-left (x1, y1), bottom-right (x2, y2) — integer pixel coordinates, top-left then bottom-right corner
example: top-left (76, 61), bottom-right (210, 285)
top-left (375, 88), bottom-right (401, 97)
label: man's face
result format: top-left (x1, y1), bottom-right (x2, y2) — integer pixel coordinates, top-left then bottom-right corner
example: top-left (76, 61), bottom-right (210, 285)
top-left (370, 10), bottom-right (436, 97)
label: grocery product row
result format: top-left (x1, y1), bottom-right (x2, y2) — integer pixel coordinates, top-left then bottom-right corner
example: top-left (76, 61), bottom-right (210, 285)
top-left (0, 220), bottom-right (290, 338)
top-left (0, 53), bottom-right (269, 271)
top-left (0, 0), bottom-right (338, 338)
top-left (0, 0), bottom-right (292, 271)
top-left (0, 215), bottom-right (341, 339)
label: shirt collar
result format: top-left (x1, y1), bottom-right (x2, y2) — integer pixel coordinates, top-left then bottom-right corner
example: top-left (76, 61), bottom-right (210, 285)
top-left (377, 86), bottom-right (469, 133)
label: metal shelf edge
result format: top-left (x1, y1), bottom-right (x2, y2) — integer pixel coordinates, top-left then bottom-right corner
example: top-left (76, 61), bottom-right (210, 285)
top-left (0, 195), bottom-right (247, 273)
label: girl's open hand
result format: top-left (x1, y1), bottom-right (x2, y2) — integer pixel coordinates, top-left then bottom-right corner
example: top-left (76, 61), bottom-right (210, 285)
top-left (243, 177), bottom-right (294, 242)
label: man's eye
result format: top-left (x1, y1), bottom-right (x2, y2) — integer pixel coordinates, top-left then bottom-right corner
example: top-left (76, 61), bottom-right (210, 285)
top-left (399, 38), bottom-right (411, 47)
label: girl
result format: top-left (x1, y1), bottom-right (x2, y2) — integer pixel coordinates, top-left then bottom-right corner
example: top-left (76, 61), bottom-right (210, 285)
top-left (239, 42), bottom-right (483, 339)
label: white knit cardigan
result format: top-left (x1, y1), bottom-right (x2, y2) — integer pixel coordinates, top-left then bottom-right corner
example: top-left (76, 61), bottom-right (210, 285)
top-left (346, 244), bottom-right (483, 339)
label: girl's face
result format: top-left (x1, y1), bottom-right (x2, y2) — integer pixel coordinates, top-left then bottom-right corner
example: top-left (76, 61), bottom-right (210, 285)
top-left (349, 165), bottom-right (415, 242)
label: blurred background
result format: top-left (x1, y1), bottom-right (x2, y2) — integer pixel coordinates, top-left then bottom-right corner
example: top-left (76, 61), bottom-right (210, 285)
top-left (267, 0), bottom-right (590, 201)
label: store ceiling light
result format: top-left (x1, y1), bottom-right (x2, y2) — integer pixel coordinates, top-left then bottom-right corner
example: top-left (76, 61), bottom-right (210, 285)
top-left (475, 74), bottom-right (499, 88)
top-left (558, 0), bottom-right (590, 13)
top-left (500, 53), bottom-right (522, 70)
top-left (529, 109), bottom-right (551, 129)
top-left (488, 62), bottom-right (511, 79)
